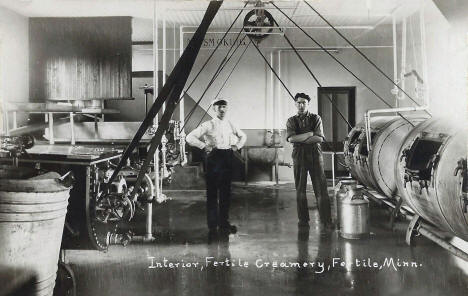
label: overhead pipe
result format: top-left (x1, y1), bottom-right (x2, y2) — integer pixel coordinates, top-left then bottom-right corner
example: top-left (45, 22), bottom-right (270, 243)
top-left (184, 25), bottom-right (375, 30)
top-left (364, 106), bottom-right (430, 152)
top-left (400, 17), bottom-right (407, 102)
top-left (392, 15), bottom-right (399, 106)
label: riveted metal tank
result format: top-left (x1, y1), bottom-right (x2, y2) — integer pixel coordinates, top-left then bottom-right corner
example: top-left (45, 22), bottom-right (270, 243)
top-left (395, 118), bottom-right (468, 240)
top-left (367, 116), bottom-right (428, 197)
top-left (343, 122), bottom-right (365, 180)
top-left (344, 116), bottom-right (398, 190)
top-left (344, 115), bottom-right (428, 197)
top-left (354, 116), bottom-right (398, 189)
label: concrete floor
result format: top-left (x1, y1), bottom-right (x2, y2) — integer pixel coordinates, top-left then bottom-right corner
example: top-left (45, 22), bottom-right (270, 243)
top-left (66, 183), bottom-right (468, 296)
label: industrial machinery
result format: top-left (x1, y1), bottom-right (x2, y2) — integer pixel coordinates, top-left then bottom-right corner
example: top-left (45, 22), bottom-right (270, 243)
top-left (0, 119), bottom-right (186, 251)
top-left (396, 118), bottom-right (468, 240)
top-left (344, 115), bottom-right (429, 198)
top-left (344, 115), bottom-right (468, 259)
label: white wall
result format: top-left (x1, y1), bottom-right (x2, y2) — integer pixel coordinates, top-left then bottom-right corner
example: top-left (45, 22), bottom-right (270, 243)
top-left (0, 6), bottom-right (29, 132)
top-left (423, 0), bottom-right (467, 123)
top-left (395, 0), bottom-right (467, 123)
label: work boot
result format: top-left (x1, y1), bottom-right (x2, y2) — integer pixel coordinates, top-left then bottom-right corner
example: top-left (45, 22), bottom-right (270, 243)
top-left (219, 224), bottom-right (237, 234)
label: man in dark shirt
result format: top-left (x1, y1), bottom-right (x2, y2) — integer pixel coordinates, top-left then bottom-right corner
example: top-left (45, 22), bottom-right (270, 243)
top-left (286, 92), bottom-right (332, 229)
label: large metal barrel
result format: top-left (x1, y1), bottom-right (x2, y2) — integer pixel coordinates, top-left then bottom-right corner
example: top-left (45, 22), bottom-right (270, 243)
top-left (367, 116), bottom-right (428, 197)
top-left (343, 122), bottom-right (365, 180)
top-left (344, 115), bottom-right (428, 197)
top-left (0, 166), bottom-right (70, 296)
top-left (345, 116), bottom-right (397, 190)
top-left (395, 118), bottom-right (468, 240)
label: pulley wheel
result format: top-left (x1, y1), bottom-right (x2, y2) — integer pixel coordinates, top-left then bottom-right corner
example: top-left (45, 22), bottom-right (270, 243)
top-left (243, 9), bottom-right (275, 41)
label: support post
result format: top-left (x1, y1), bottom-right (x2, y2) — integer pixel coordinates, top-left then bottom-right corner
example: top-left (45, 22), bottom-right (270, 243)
top-left (331, 152), bottom-right (335, 188)
top-left (70, 113), bottom-right (75, 145)
top-left (244, 148), bottom-right (249, 185)
top-left (48, 112), bottom-right (54, 144)
top-left (275, 147), bottom-right (279, 185)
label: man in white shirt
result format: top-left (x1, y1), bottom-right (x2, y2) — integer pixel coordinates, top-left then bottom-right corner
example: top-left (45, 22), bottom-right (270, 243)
top-left (186, 98), bottom-right (247, 235)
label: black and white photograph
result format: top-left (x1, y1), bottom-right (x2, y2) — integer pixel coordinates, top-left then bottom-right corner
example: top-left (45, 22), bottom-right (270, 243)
top-left (0, 0), bottom-right (467, 295)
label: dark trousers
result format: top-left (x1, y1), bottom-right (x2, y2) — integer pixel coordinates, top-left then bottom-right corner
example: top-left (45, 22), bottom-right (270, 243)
top-left (205, 149), bottom-right (233, 229)
top-left (293, 157), bottom-right (331, 224)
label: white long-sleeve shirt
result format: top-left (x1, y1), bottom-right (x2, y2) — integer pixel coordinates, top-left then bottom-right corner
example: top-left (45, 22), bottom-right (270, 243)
top-left (186, 117), bottom-right (247, 150)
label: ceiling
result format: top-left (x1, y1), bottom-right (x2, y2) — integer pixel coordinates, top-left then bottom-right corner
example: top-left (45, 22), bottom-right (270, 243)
top-left (0, 0), bottom-right (425, 28)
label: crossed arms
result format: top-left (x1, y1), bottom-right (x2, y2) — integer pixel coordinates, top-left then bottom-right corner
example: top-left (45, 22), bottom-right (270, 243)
top-left (288, 132), bottom-right (323, 144)
top-left (286, 115), bottom-right (325, 144)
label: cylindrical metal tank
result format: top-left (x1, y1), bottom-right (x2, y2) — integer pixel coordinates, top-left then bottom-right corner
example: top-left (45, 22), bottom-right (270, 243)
top-left (344, 115), bottom-right (428, 197)
top-left (353, 116), bottom-right (398, 189)
top-left (0, 167), bottom-right (71, 296)
top-left (395, 118), bottom-right (468, 240)
top-left (343, 122), bottom-right (365, 180)
top-left (345, 116), bottom-right (398, 189)
top-left (367, 116), bottom-right (428, 197)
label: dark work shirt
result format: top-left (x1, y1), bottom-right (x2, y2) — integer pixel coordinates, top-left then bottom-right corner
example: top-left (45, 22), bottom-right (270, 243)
top-left (286, 111), bottom-right (325, 164)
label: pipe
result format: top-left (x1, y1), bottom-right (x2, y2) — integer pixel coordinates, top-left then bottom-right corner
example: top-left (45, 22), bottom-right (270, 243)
top-left (392, 15), bottom-right (399, 106)
top-left (162, 7), bottom-right (167, 113)
top-left (277, 50), bottom-right (281, 131)
top-left (145, 202), bottom-right (154, 241)
top-left (179, 25), bottom-right (184, 130)
top-left (363, 188), bottom-right (468, 261)
top-left (182, 25), bottom-right (375, 30)
top-left (184, 31), bottom-right (284, 35)
top-left (420, 5), bottom-right (429, 108)
top-left (153, 0), bottom-right (160, 202)
top-left (270, 52), bottom-right (274, 131)
top-left (364, 106), bottom-right (429, 151)
top-left (418, 224), bottom-right (468, 262)
top-left (8, 117), bottom-right (69, 136)
top-left (167, 6), bottom-right (297, 12)
top-left (173, 22), bottom-right (176, 71)
top-left (364, 112), bottom-right (371, 152)
top-left (153, 0), bottom-right (159, 113)
top-left (400, 17), bottom-right (407, 102)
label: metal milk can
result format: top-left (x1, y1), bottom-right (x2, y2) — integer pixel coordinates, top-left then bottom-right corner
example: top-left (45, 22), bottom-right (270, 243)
top-left (338, 183), bottom-right (369, 239)
top-left (334, 178), bottom-right (358, 229)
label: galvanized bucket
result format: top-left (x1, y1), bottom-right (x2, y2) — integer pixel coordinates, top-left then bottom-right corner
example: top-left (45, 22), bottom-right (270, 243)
top-left (0, 167), bottom-right (71, 296)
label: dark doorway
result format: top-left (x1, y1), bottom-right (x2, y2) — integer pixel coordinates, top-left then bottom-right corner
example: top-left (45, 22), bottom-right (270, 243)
top-left (317, 87), bottom-right (356, 177)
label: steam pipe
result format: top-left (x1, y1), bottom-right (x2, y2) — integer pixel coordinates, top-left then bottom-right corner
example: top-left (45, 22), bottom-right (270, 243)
top-left (392, 15), bottom-right (398, 105)
top-left (364, 106), bottom-right (430, 152)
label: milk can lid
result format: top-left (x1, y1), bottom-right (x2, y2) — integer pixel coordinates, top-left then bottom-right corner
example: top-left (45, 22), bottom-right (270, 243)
top-left (341, 192), bottom-right (369, 205)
